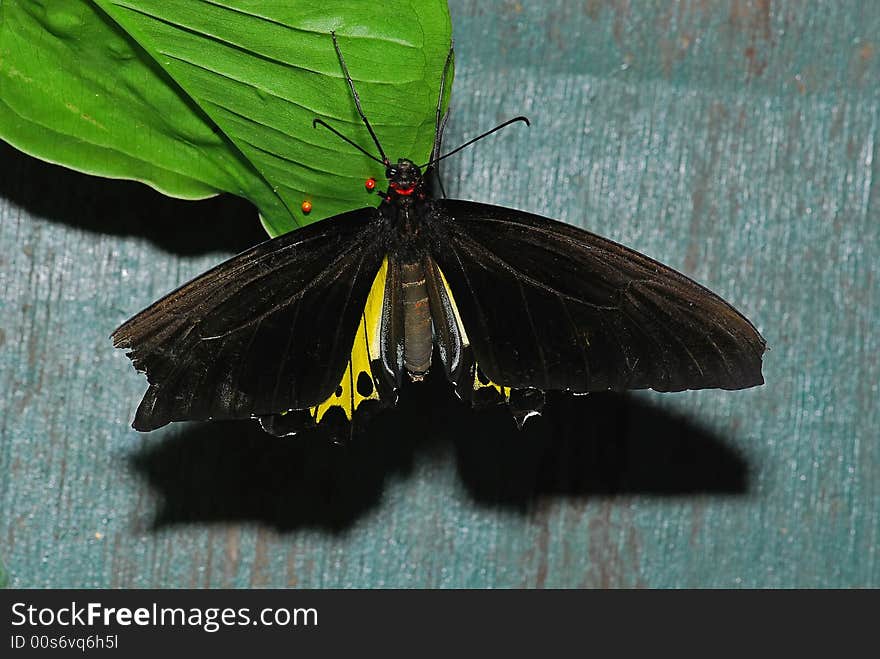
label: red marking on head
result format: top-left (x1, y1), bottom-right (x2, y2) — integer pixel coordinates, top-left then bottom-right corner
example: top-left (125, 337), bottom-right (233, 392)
top-left (395, 185), bottom-right (416, 196)
top-left (365, 177), bottom-right (376, 191)
top-left (301, 200), bottom-right (312, 214)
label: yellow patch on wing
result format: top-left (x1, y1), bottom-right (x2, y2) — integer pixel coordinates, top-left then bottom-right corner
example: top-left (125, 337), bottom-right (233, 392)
top-left (474, 369), bottom-right (511, 401)
top-left (311, 257), bottom-right (387, 423)
top-left (438, 265), bottom-right (511, 402)
top-left (438, 266), bottom-right (470, 347)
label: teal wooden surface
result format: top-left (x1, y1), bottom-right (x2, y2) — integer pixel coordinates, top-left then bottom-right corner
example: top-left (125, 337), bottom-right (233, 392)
top-left (1, 1), bottom-right (878, 588)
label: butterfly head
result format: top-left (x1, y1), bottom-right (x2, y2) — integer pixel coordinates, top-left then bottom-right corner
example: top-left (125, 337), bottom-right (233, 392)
top-left (385, 159), bottom-right (424, 199)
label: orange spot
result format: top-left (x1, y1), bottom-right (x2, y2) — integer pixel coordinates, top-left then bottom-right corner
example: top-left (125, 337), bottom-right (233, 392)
top-left (301, 200), bottom-right (312, 214)
top-left (365, 177), bottom-right (376, 191)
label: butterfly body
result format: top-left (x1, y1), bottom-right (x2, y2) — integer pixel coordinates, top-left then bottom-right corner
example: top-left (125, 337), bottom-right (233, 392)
top-left (113, 157), bottom-right (765, 436)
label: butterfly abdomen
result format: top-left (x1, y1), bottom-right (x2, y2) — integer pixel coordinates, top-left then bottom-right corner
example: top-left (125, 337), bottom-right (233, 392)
top-left (400, 260), bottom-right (432, 378)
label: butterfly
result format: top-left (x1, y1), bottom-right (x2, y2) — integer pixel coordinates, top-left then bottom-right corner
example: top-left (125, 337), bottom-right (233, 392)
top-left (112, 33), bottom-right (765, 437)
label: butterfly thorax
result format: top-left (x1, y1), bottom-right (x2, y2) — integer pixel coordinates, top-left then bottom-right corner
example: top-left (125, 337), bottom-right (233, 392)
top-left (379, 158), bottom-right (436, 254)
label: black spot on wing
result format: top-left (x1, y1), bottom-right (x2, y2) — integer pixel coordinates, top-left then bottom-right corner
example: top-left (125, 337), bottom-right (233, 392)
top-left (357, 371), bottom-right (374, 397)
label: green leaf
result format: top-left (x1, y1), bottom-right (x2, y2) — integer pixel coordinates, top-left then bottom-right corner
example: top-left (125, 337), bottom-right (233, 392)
top-left (0, 1), bottom-right (453, 236)
top-left (0, 1), bottom-right (273, 207)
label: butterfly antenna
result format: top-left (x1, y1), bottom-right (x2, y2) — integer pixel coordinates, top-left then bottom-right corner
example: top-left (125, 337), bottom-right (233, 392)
top-left (429, 45), bottom-right (455, 198)
top-left (429, 45), bottom-right (455, 164)
top-left (312, 118), bottom-right (386, 164)
top-left (420, 116), bottom-right (530, 169)
top-left (331, 31), bottom-right (389, 165)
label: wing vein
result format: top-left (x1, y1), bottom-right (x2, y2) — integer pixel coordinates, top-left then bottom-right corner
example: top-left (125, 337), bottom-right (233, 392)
top-left (558, 293), bottom-right (591, 389)
top-left (452, 233), bottom-right (619, 310)
top-left (446, 239), bottom-right (496, 374)
top-left (197, 238), bottom-right (368, 341)
top-left (517, 278), bottom-right (549, 386)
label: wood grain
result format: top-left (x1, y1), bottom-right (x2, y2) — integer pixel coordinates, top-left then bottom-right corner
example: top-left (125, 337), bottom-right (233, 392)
top-left (1, 0), bottom-right (877, 587)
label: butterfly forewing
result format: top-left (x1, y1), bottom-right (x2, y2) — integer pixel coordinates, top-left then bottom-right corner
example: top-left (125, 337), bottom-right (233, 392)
top-left (429, 200), bottom-right (765, 394)
top-left (112, 208), bottom-right (388, 431)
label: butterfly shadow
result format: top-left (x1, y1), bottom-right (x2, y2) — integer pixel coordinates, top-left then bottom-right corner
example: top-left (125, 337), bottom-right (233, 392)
top-left (0, 141), bottom-right (266, 255)
top-left (130, 371), bottom-right (750, 534)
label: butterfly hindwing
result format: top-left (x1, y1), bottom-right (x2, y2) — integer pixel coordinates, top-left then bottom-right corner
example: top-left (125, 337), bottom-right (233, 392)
top-left (428, 199), bottom-right (765, 394)
top-left (307, 257), bottom-right (394, 421)
top-left (112, 208), bottom-right (388, 431)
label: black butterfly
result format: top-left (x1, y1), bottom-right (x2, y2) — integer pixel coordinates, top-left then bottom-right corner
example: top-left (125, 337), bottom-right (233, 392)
top-left (112, 34), bottom-right (765, 436)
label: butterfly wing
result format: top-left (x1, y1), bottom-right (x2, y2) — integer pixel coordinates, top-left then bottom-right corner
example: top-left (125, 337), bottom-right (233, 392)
top-left (113, 208), bottom-right (390, 432)
top-left (428, 200), bottom-right (765, 394)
